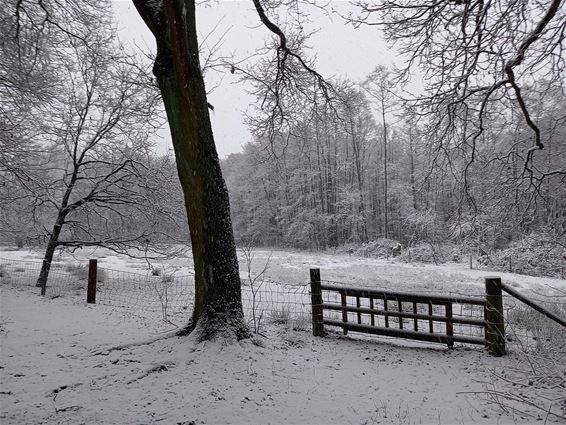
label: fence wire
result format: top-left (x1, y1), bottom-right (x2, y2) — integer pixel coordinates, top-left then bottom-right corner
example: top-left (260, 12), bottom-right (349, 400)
top-left (241, 280), bottom-right (311, 331)
top-left (95, 267), bottom-right (194, 324)
top-left (0, 257), bottom-right (86, 298)
top-left (502, 291), bottom-right (566, 352)
top-left (0, 257), bottom-right (312, 330)
top-left (2, 257), bottom-right (564, 352)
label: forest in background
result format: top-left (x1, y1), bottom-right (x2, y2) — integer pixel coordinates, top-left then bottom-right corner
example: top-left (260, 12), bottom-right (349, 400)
top-left (1, 1), bottom-right (565, 280)
top-left (222, 75), bottom-right (566, 278)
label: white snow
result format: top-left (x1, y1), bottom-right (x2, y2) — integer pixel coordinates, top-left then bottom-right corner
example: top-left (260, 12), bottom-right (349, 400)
top-left (4, 246), bottom-right (564, 296)
top-left (0, 287), bottom-right (529, 425)
top-left (1, 246), bottom-right (565, 424)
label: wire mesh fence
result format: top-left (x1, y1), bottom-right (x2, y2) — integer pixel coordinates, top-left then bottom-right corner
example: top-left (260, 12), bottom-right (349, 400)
top-left (95, 267), bottom-right (194, 324)
top-left (95, 267), bottom-right (313, 330)
top-left (0, 257), bottom-right (87, 298)
top-left (1, 256), bottom-right (564, 353)
top-left (502, 289), bottom-right (566, 352)
top-left (241, 280), bottom-right (311, 332)
top-left (0, 257), bottom-right (312, 330)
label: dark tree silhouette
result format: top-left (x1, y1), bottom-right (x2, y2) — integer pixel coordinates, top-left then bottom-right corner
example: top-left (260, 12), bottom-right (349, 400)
top-left (132, 0), bottom-right (249, 340)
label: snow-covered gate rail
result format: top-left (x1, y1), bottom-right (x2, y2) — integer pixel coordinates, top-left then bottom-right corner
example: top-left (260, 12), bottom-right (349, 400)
top-left (309, 269), bottom-right (507, 355)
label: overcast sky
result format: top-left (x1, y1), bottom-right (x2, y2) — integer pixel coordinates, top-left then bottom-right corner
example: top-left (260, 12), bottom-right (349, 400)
top-left (111, 0), bottom-right (396, 157)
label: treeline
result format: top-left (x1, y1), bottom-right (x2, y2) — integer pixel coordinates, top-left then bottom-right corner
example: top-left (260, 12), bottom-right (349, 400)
top-left (223, 77), bottom-right (566, 265)
top-left (2, 1), bottom-right (564, 278)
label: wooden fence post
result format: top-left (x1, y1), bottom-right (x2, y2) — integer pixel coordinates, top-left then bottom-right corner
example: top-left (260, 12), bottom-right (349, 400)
top-left (310, 268), bottom-right (324, 337)
top-left (87, 259), bottom-right (97, 304)
top-left (485, 277), bottom-right (505, 356)
top-left (445, 303), bottom-right (454, 348)
top-left (340, 291), bottom-right (348, 335)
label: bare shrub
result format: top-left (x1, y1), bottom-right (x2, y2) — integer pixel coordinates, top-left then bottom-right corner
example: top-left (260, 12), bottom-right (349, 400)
top-left (355, 238), bottom-right (400, 258)
top-left (292, 313), bottom-right (310, 331)
top-left (65, 263), bottom-right (87, 279)
top-left (269, 306), bottom-right (291, 325)
top-left (398, 242), bottom-right (442, 264)
top-left (152, 266), bottom-right (177, 325)
top-left (240, 241), bottom-right (270, 334)
top-left (64, 263), bottom-right (105, 283)
top-left (489, 243), bottom-right (566, 279)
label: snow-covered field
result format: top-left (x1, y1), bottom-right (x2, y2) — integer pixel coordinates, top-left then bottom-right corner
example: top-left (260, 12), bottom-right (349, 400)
top-left (3, 245), bottom-right (565, 294)
top-left (1, 246), bottom-right (565, 424)
top-left (0, 287), bottom-right (543, 425)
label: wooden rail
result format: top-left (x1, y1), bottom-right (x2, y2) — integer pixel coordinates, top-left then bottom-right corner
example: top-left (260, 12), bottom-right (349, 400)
top-left (499, 280), bottom-right (566, 328)
top-left (309, 269), bottom-right (566, 358)
top-left (322, 303), bottom-right (486, 326)
top-left (322, 320), bottom-right (485, 345)
top-left (320, 284), bottom-right (487, 306)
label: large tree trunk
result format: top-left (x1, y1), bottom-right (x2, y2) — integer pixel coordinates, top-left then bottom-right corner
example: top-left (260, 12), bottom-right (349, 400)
top-left (133, 0), bottom-right (248, 340)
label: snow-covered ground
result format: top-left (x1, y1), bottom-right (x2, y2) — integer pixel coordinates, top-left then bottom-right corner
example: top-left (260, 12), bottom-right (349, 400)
top-left (3, 245), bottom-right (565, 296)
top-left (0, 287), bottom-right (544, 425)
top-left (3, 246), bottom-right (565, 334)
top-left (1, 246), bottom-right (565, 424)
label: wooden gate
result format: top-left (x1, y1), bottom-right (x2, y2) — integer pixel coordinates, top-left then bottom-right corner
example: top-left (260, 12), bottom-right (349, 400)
top-left (310, 269), bottom-right (507, 355)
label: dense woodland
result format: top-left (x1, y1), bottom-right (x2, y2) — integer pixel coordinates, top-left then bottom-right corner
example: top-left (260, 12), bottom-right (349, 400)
top-left (223, 77), bottom-right (566, 277)
top-left (1, 0), bottom-right (565, 280)
top-left (1, 3), bottom-right (565, 421)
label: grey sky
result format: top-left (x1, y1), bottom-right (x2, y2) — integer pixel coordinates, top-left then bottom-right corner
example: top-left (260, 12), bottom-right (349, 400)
top-left (112, 0), bottom-right (395, 157)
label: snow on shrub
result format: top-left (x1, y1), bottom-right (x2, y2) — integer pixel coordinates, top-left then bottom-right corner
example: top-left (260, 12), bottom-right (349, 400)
top-left (487, 238), bottom-right (566, 278)
top-left (398, 242), bottom-right (463, 264)
top-left (354, 238), bottom-right (400, 258)
top-left (398, 243), bottom-right (440, 264)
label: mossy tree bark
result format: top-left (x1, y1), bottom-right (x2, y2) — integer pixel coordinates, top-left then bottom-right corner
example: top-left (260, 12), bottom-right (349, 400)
top-left (132, 0), bottom-right (249, 340)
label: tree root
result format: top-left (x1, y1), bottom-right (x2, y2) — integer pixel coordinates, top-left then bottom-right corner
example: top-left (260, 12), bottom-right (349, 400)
top-left (91, 329), bottom-right (180, 356)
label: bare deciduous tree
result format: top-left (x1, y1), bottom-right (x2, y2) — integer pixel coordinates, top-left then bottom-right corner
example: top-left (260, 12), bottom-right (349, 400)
top-left (1, 20), bottom-right (165, 289)
top-left (131, 0), bottom-right (340, 340)
top-left (364, 66), bottom-right (397, 238)
top-left (349, 0), bottom-right (565, 180)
